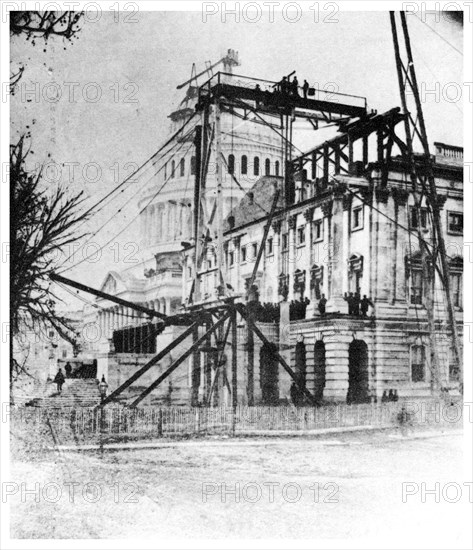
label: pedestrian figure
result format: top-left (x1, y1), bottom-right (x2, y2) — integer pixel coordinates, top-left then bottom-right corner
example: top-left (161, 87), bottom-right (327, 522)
top-left (318, 293), bottom-right (327, 316)
top-left (53, 368), bottom-right (65, 394)
top-left (291, 76), bottom-right (299, 97)
top-left (303, 79), bottom-right (309, 99)
top-left (64, 361), bottom-right (72, 378)
top-left (388, 389), bottom-right (395, 402)
top-left (381, 390), bottom-right (388, 403)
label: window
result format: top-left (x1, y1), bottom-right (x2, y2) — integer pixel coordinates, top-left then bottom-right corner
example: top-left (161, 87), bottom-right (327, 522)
top-left (62, 349), bottom-right (67, 358)
top-left (313, 219), bottom-right (323, 242)
top-left (180, 158), bottom-right (185, 177)
top-left (48, 331), bottom-right (54, 338)
top-left (171, 160), bottom-right (175, 178)
top-left (228, 154), bottom-right (235, 175)
top-left (410, 207), bottom-right (428, 230)
top-left (190, 156), bottom-right (196, 175)
top-left (449, 346), bottom-right (460, 383)
top-left (447, 211), bottom-right (463, 235)
top-left (254, 156), bottom-right (260, 176)
top-left (241, 246), bottom-right (247, 262)
top-left (252, 243), bottom-right (258, 258)
top-left (265, 158), bottom-right (270, 176)
top-left (229, 251), bottom-right (234, 266)
top-left (282, 233), bottom-right (288, 251)
top-left (164, 162), bottom-right (167, 180)
top-left (188, 266), bottom-right (192, 278)
top-left (410, 269), bottom-right (423, 305)
top-left (267, 237), bottom-right (273, 255)
top-left (275, 161), bottom-right (280, 176)
top-left (297, 227), bottom-right (305, 245)
top-left (451, 272), bottom-right (462, 308)
top-left (241, 155), bottom-right (248, 175)
top-left (351, 206), bottom-right (363, 231)
top-left (411, 344), bottom-right (425, 382)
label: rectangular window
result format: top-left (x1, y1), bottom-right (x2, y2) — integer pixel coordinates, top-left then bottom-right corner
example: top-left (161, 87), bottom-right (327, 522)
top-left (449, 346), bottom-right (460, 383)
top-left (229, 251), bottom-right (234, 266)
top-left (267, 238), bottom-right (273, 255)
top-left (451, 273), bottom-right (462, 308)
top-left (447, 211), bottom-right (463, 235)
top-left (241, 246), bottom-right (247, 262)
top-left (282, 233), bottom-right (288, 251)
top-left (313, 219), bottom-right (323, 242)
top-left (297, 227), bottom-right (305, 245)
top-left (410, 207), bottom-right (428, 230)
top-left (252, 243), bottom-right (258, 258)
top-left (62, 349), bottom-right (67, 358)
top-left (410, 270), bottom-right (423, 305)
top-left (351, 206), bottom-right (363, 231)
top-left (411, 345), bottom-right (425, 382)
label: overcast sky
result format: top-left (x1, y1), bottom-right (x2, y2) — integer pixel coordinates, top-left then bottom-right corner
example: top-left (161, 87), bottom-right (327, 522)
top-left (10, 9), bottom-right (463, 311)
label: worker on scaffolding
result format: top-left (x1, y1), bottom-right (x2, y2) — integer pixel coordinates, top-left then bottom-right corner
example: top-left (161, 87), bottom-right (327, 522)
top-left (277, 76), bottom-right (288, 94)
top-left (291, 76), bottom-right (299, 97)
top-left (303, 79), bottom-right (309, 99)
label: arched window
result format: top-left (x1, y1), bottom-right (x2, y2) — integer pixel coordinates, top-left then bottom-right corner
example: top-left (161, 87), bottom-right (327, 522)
top-left (228, 154), bottom-right (235, 175)
top-left (241, 155), bottom-right (248, 175)
top-left (190, 156), bottom-right (196, 175)
top-left (265, 158), bottom-right (271, 176)
top-left (171, 160), bottom-right (175, 179)
top-left (254, 156), bottom-right (260, 176)
top-left (180, 158), bottom-right (185, 177)
top-left (275, 160), bottom-right (280, 176)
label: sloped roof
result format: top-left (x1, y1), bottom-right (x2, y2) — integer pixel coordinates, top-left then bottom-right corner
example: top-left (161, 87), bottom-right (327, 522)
top-left (224, 176), bottom-right (284, 231)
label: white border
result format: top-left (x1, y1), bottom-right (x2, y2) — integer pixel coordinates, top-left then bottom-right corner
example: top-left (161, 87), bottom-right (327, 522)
top-left (1, 2), bottom-right (471, 549)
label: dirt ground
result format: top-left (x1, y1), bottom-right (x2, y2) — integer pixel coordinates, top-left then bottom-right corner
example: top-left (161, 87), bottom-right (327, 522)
top-left (7, 428), bottom-right (470, 545)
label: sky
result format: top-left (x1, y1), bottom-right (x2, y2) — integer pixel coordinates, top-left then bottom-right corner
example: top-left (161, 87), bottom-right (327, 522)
top-left (10, 9), bottom-right (463, 312)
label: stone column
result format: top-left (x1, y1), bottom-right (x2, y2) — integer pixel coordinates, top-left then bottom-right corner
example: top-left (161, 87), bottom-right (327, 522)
top-left (392, 188), bottom-right (409, 303)
top-left (326, 188), bottom-right (346, 313)
top-left (288, 214), bottom-right (297, 301)
top-left (374, 188), bottom-right (392, 304)
top-left (323, 335), bottom-right (351, 402)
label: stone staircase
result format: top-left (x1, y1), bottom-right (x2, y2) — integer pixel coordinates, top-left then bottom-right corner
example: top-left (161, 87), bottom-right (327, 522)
top-left (22, 379), bottom-right (102, 408)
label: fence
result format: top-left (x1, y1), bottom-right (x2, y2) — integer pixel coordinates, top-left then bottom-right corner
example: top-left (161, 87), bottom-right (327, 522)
top-left (10, 399), bottom-right (464, 447)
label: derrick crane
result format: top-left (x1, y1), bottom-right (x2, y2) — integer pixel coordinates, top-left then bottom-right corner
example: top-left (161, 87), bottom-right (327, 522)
top-left (390, 11), bottom-right (462, 392)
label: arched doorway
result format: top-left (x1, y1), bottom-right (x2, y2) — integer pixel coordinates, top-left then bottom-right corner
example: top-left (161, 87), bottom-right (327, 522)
top-left (347, 340), bottom-right (369, 404)
top-left (260, 343), bottom-right (279, 404)
top-left (313, 341), bottom-right (326, 402)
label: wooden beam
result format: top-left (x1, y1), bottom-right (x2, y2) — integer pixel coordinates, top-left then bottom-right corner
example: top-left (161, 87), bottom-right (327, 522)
top-left (235, 304), bottom-right (318, 405)
top-left (50, 272), bottom-right (168, 321)
top-left (100, 322), bottom-right (198, 407)
top-left (130, 313), bottom-right (230, 407)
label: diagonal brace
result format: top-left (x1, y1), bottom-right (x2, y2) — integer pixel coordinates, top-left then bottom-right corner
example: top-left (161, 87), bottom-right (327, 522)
top-left (235, 304), bottom-right (318, 405)
top-left (130, 313), bottom-right (230, 407)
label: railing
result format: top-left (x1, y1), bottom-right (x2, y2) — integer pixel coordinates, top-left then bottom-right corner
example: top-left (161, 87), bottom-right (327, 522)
top-left (198, 71), bottom-right (367, 109)
top-left (11, 400), bottom-right (463, 445)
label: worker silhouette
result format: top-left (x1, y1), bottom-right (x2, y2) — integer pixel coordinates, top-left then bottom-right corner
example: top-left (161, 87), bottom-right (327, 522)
top-left (291, 76), bottom-right (299, 97)
top-left (344, 292), bottom-right (354, 314)
top-left (318, 294), bottom-right (327, 316)
top-left (360, 295), bottom-right (374, 317)
top-left (303, 79), bottom-right (309, 99)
